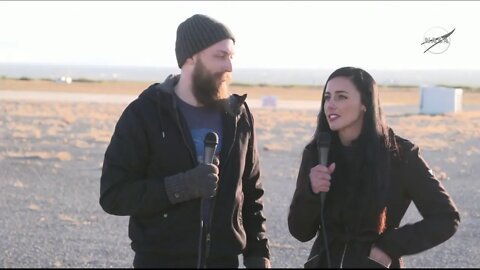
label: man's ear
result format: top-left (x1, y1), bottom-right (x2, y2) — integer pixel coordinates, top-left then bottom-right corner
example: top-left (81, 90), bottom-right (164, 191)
top-left (184, 56), bottom-right (195, 66)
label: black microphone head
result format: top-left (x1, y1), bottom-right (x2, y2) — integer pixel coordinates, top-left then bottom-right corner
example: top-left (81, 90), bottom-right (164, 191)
top-left (204, 132), bottom-right (218, 147)
top-left (317, 132), bottom-right (331, 148)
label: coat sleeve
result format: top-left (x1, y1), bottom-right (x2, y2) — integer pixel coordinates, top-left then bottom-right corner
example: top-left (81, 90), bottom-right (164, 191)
top-left (288, 146), bottom-right (324, 242)
top-left (375, 143), bottom-right (460, 259)
top-left (241, 109), bottom-right (270, 260)
top-left (99, 100), bottom-right (171, 216)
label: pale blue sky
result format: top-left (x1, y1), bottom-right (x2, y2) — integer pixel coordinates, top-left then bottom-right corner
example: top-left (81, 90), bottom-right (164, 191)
top-left (0, 1), bottom-right (478, 70)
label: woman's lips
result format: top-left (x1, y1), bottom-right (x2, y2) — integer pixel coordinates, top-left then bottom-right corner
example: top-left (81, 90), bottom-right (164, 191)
top-left (328, 114), bottom-right (340, 121)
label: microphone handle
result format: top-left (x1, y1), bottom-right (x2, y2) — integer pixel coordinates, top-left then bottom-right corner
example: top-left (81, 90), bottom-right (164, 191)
top-left (203, 145), bottom-right (217, 198)
top-left (204, 146), bottom-right (216, 164)
top-left (319, 147), bottom-right (329, 205)
top-left (318, 141), bottom-right (332, 268)
top-left (319, 148), bottom-right (328, 166)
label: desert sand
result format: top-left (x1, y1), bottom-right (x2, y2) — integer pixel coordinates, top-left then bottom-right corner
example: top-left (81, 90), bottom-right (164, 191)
top-left (1, 79), bottom-right (479, 267)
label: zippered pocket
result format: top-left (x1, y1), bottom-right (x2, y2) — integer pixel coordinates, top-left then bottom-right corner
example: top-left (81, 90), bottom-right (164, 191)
top-left (339, 243), bottom-right (348, 268)
top-left (304, 254), bottom-right (321, 269)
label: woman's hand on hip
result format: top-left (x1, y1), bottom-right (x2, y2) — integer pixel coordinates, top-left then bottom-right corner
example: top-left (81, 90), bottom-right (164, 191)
top-left (369, 245), bottom-right (392, 268)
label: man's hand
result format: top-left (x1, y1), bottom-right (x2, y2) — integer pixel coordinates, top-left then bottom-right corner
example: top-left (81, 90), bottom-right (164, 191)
top-left (164, 162), bottom-right (219, 204)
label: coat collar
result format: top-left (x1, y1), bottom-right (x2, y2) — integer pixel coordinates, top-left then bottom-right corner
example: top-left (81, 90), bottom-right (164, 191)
top-left (142, 74), bottom-right (247, 117)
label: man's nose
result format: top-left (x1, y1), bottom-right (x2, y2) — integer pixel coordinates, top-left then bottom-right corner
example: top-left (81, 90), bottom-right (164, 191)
top-left (224, 58), bottom-right (232, 72)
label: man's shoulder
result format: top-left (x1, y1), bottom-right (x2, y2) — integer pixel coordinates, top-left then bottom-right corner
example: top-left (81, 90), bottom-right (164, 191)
top-left (120, 84), bottom-right (165, 120)
top-left (138, 74), bottom-right (179, 100)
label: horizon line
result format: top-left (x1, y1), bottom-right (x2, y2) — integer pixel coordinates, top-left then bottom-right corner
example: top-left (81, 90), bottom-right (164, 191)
top-left (1, 62), bottom-right (480, 71)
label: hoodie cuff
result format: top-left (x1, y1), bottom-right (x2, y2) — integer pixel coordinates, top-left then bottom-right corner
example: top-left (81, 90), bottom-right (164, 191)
top-left (244, 257), bottom-right (271, 268)
top-left (164, 173), bottom-right (188, 204)
top-left (375, 234), bottom-right (402, 260)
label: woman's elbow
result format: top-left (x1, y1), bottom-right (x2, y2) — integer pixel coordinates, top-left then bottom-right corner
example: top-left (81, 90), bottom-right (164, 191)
top-left (447, 211), bottom-right (461, 238)
top-left (434, 211), bottom-right (461, 243)
top-left (288, 215), bottom-right (316, 242)
top-left (99, 191), bottom-right (122, 216)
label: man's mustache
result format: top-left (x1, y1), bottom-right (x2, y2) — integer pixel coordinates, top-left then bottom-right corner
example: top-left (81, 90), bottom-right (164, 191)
top-left (215, 72), bottom-right (232, 84)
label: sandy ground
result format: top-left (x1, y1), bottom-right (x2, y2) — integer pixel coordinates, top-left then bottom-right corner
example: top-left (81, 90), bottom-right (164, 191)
top-left (1, 81), bottom-right (480, 267)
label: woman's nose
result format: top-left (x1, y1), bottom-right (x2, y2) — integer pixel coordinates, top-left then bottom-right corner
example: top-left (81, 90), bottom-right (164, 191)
top-left (325, 100), bottom-right (336, 111)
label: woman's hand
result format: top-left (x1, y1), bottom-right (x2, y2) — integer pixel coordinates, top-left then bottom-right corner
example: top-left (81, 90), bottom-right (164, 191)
top-left (369, 245), bottom-right (392, 268)
top-left (309, 163), bottom-right (335, 194)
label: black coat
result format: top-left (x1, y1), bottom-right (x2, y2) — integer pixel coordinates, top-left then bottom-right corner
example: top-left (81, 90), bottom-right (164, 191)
top-left (99, 75), bottom-right (269, 267)
top-left (288, 133), bottom-right (460, 268)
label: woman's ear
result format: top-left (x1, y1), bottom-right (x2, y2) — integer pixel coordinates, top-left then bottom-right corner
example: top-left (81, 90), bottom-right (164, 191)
top-left (362, 105), bottom-right (367, 112)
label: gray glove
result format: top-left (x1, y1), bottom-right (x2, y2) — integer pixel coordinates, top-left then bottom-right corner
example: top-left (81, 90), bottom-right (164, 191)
top-left (164, 162), bottom-right (219, 204)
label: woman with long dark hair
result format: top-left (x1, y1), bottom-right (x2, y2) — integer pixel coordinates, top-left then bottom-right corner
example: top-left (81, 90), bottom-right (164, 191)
top-left (288, 67), bottom-right (460, 268)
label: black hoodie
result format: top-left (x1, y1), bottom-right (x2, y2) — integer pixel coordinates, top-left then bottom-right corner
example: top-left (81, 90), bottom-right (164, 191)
top-left (100, 75), bottom-right (270, 266)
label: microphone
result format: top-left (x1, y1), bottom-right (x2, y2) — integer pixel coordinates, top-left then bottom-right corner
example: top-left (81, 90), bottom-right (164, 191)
top-left (198, 132), bottom-right (219, 268)
top-left (317, 131), bottom-right (332, 268)
top-left (316, 132), bottom-right (331, 204)
top-left (203, 132), bottom-right (218, 164)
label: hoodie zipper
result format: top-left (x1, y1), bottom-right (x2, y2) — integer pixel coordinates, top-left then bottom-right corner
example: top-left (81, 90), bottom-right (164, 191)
top-left (202, 112), bottom-right (239, 266)
top-left (219, 112), bottom-right (238, 172)
top-left (171, 100), bottom-right (197, 164)
top-left (169, 92), bottom-right (242, 267)
top-left (168, 96), bottom-right (205, 267)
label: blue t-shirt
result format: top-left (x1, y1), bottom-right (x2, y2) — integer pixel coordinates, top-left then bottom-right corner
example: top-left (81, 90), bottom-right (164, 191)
top-left (175, 94), bottom-right (222, 163)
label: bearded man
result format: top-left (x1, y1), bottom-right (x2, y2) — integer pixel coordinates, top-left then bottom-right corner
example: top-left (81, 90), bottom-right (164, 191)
top-left (99, 14), bottom-right (270, 268)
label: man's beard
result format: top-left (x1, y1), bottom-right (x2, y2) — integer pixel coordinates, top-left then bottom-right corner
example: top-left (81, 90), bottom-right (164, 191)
top-left (192, 59), bottom-right (231, 108)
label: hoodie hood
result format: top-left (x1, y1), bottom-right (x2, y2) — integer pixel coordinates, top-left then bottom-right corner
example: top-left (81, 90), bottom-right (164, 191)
top-left (139, 74), bottom-right (247, 117)
top-left (139, 74), bottom-right (179, 100)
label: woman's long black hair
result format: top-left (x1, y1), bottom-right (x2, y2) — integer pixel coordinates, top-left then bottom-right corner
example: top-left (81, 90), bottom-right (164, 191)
top-left (311, 66), bottom-right (398, 233)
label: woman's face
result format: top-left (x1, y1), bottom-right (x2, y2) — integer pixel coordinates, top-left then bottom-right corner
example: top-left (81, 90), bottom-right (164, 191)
top-left (324, 76), bottom-right (366, 142)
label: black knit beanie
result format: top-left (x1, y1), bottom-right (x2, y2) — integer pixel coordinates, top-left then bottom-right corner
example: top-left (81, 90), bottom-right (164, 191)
top-left (175, 14), bottom-right (235, 68)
